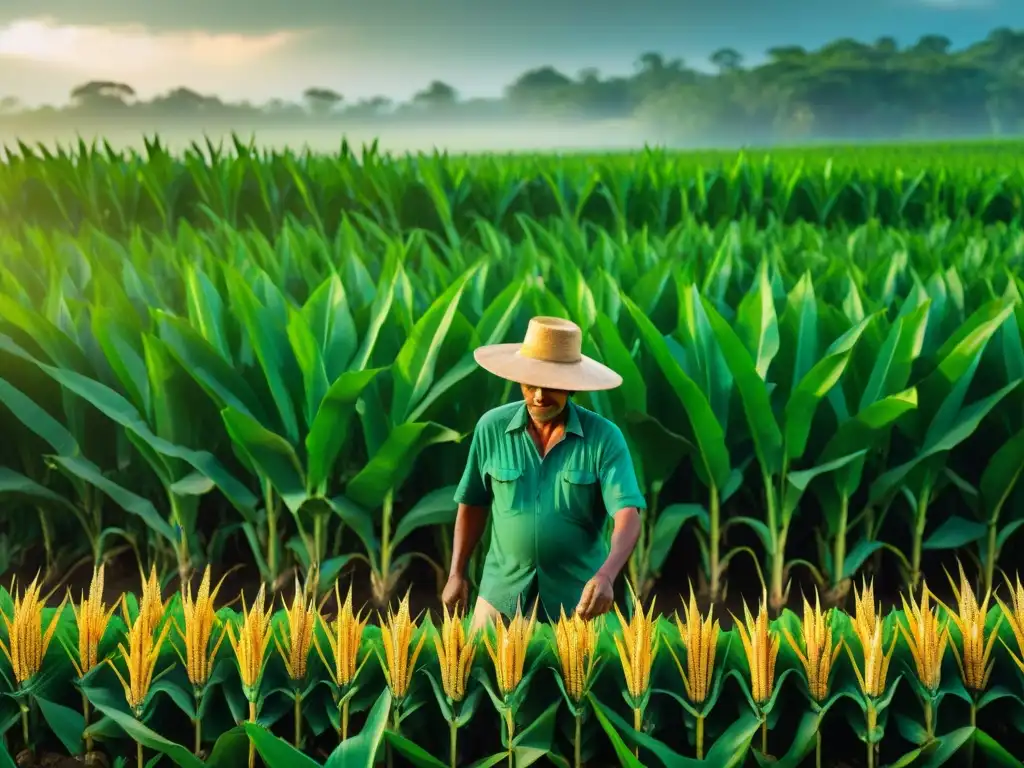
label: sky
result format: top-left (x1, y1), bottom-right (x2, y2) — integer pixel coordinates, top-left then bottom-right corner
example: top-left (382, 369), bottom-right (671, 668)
top-left (0, 0), bottom-right (1018, 108)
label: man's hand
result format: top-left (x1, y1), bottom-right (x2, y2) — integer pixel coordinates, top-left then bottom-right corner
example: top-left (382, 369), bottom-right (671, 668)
top-left (575, 572), bottom-right (614, 620)
top-left (442, 573), bottom-right (470, 614)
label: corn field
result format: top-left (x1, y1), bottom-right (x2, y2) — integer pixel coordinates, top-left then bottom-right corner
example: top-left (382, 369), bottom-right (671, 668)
top-left (1, 136), bottom-right (1023, 766)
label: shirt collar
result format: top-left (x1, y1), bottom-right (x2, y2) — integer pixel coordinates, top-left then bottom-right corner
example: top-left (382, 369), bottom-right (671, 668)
top-left (505, 400), bottom-right (583, 437)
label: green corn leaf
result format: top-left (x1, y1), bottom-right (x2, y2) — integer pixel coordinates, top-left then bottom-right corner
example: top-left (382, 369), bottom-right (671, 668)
top-left (346, 421), bottom-right (461, 510)
top-left (305, 368), bottom-right (385, 493)
top-left (244, 724), bottom-right (322, 768)
top-left (704, 296), bottom-right (783, 476)
top-left (390, 485), bottom-right (459, 552)
top-left (623, 294), bottom-right (731, 492)
top-left (222, 407), bottom-right (306, 514)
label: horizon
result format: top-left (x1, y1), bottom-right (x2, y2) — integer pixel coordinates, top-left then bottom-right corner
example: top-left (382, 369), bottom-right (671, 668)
top-left (0, 1), bottom-right (1018, 107)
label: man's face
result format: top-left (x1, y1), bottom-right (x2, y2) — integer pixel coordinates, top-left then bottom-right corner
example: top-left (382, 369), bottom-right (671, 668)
top-left (520, 383), bottom-right (569, 423)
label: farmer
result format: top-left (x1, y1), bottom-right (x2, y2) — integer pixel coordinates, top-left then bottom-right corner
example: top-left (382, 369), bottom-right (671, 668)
top-left (443, 315), bottom-right (644, 633)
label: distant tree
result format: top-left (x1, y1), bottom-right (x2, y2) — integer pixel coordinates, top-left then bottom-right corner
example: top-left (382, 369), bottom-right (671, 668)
top-left (413, 81), bottom-right (458, 107)
top-left (70, 81), bottom-right (135, 109)
top-left (710, 48), bottom-right (743, 73)
top-left (0, 96), bottom-right (20, 114)
top-left (148, 87), bottom-right (220, 114)
top-left (912, 34), bottom-right (953, 56)
top-left (303, 87), bottom-right (343, 116)
top-left (506, 66), bottom-right (574, 106)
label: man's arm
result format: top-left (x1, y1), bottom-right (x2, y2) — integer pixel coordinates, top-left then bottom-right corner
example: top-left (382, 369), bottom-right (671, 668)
top-left (576, 506), bottom-right (640, 619)
top-left (449, 503), bottom-right (488, 579)
top-left (444, 421), bottom-right (491, 612)
top-left (442, 504), bottom-right (488, 612)
top-left (577, 424), bottom-right (646, 619)
top-left (597, 506), bottom-right (641, 583)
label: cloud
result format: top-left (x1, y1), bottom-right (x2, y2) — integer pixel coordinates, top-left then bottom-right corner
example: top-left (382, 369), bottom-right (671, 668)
top-left (0, 17), bottom-right (299, 77)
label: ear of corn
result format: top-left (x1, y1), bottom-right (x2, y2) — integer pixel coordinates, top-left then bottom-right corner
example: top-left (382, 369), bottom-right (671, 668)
top-left (377, 592), bottom-right (428, 701)
top-left (175, 565), bottom-right (230, 691)
top-left (666, 586), bottom-right (719, 707)
top-left (107, 595), bottom-right (173, 716)
top-left (66, 565), bottom-right (117, 679)
top-left (897, 581), bottom-right (948, 693)
top-left (274, 577), bottom-right (317, 685)
top-left (433, 602), bottom-right (478, 703)
top-left (781, 589), bottom-right (840, 704)
top-left (138, 564), bottom-right (167, 638)
top-left (553, 607), bottom-right (599, 704)
top-left (845, 579), bottom-right (898, 699)
top-left (484, 600), bottom-right (539, 699)
top-left (0, 574), bottom-right (65, 687)
top-left (612, 582), bottom-right (659, 704)
top-left (314, 581), bottom-right (370, 691)
top-left (944, 561), bottom-right (1002, 693)
top-left (226, 584), bottom-right (273, 701)
top-left (731, 589), bottom-right (780, 706)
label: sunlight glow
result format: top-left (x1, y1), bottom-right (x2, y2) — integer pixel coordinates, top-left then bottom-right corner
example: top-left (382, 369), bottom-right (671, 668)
top-left (0, 17), bottom-right (297, 73)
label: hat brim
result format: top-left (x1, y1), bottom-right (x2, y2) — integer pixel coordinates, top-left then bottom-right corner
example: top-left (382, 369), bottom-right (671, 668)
top-left (473, 344), bottom-right (622, 391)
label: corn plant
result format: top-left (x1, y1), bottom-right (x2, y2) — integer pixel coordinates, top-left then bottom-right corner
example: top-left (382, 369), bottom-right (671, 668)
top-left (551, 608), bottom-right (601, 768)
top-left (777, 589), bottom-right (846, 768)
top-left (896, 580), bottom-right (949, 743)
top-left (844, 579), bottom-right (900, 768)
top-left (313, 582), bottom-right (371, 741)
top-left (482, 601), bottom-right (540, 768)
top-left (0, 575), bottom-right (65, 757)
top-left (660, 586), bottom-right (731, 759)
top-left (425, 603), bottom-right (480, 768)
top-left (225, 584), bottom-right (273, 768)
top-left (60, 565), bottom-right (117, 755)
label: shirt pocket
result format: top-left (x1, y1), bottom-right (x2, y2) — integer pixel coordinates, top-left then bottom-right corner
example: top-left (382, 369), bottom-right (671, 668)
top-left (559, 468), bottom-right (599, 524)
top-left (487, 466), bottom-right (524, 515)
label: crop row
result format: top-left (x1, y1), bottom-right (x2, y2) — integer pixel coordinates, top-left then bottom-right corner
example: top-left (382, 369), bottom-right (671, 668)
top-left (1, 138), bottom-right (1023, 235)
top-left (2, 562), bottom-right (1024, 767)
top-left (2, 212), bottom-right (1022, 615)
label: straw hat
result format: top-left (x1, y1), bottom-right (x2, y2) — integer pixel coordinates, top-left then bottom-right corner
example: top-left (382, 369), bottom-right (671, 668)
top-left (473, 316), bottom-right (622, 391)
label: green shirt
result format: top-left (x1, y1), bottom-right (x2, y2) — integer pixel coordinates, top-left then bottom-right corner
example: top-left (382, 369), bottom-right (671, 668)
top-left (454, 399), bottom-right (646, 620)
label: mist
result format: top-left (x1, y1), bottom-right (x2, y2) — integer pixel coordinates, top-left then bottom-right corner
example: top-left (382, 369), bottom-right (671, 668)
top-left (0, 116), bottom-right (664, 156)
top-left (1, 115), bottom-right (1017, 158)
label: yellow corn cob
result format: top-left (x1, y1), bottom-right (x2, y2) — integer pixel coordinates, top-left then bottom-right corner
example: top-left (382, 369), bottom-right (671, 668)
top-left (108, 595), bottom-right (172, 716)
top-left (782, 589), bottom-right (840, 704)
top-left (944, 561), bottom-right (1002, 693)
top-left (434, 602), bottom-right (479, 703)
top-left (666, 586), bottom-right (719, 706)
top-left (0, 574), bottom-right (65, 687)
top-left (484, 600), bottom-right (539, 698)
top-left (314, 581), bottom-right (369, 689)
top-left (138, 564), bottom-right (167, 638)
top-left (377, 592), bottom-right (428, 700)
top-left (845, 579), bottom-right (897, 698)
top-left (612, 582), bottom-right (659, 702)
top-left (897, 581), bottom-right (948, 693)
top-left (67, 565), bottom-right (117, 679)
top-left (175, 565), bottom-right (230, 690)
top-left (226, 584), bottom-right (273, 699)
top-left (274, 578), bottom-right (317, 683)
top-left (553, 607), bottom-right (599, 703)
top-left (731, 589), bottom-right (780, 706)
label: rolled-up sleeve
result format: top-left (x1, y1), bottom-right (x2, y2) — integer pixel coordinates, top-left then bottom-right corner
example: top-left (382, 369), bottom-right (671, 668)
top-left (453, 423), bottom-right (490, 506)
top-left (598, 426), bottom-right (646, 516)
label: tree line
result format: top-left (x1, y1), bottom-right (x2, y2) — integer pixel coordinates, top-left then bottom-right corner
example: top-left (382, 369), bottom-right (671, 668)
top-left (1, 27), bottom-right (1022, 144)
